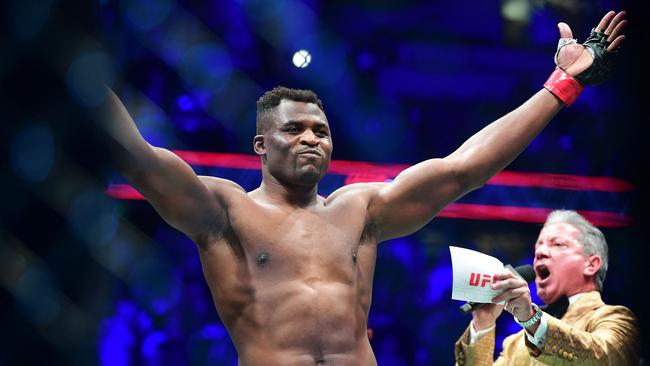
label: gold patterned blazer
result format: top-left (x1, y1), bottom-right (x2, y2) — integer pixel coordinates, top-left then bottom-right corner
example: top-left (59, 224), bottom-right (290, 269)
top-left (454, 291), bottom-right (639, 365)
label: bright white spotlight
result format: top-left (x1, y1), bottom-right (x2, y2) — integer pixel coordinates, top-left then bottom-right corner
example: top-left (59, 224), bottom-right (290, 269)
top-left (292, 49), bottom-right (312, 68)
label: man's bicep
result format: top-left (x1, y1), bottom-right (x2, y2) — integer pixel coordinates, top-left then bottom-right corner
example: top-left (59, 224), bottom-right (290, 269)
top-left (130, 147), bottom-right (229, 237)
top-left (369, 158), bottom-right (467, 241)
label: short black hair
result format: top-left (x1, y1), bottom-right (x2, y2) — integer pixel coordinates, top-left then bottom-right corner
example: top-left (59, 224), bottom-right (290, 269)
top-left (255, 86), bottom-right (324, 134)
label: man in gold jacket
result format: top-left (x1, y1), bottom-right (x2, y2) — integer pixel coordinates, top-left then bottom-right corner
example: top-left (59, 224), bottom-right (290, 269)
top-left (454, 210), bottom-right (639, 365)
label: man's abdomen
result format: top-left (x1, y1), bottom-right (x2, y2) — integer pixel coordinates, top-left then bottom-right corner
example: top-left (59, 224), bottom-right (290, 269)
top-left (231, 281), bottom-right (375, 365)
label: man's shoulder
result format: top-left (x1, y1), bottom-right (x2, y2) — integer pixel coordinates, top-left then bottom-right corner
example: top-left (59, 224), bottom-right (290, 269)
top-left (592, 301), bottom-right (638, 322)
top-left (570, 291), bottom-right (634, 317)
top-left (326, 182), bottom-right (385, 204)
top-left (199, 175), bottom-right (247, 196)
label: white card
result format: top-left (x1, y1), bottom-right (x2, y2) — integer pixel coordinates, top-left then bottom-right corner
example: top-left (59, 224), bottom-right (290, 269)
top-left (449, 246), bottom-right (506, 304)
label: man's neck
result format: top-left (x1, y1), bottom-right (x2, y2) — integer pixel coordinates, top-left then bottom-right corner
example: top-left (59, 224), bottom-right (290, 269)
top-left (257, 177), bottom-right (320, 208)
top-left (562, 282), bottom-right (598, 305)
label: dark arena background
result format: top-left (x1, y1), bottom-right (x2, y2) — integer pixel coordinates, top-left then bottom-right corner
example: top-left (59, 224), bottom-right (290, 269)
top-left (1, 0), bottom-right (648, 365)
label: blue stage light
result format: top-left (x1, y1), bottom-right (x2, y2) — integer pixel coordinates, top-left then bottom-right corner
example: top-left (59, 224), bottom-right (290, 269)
top-left (424, 265), bottom-right (453, 304)
top-left (357, 51), bottom-right (375, 70)
top-left (180, 44), bottom-right (232, 93)
top-left (99, 301), bottom-right (137, 366)
top-left (560, 135), bottom-right (573, 151)
top-left (177, 116), bottom-right (200, 132)
top-left (142, 331), bottom-right (167, 357)
top-left (199, 324), bottom-right (228, 339)
top-left (176, 95), bottom-right (194, 111)
top-left (128, 255), bottom-right (180, 315)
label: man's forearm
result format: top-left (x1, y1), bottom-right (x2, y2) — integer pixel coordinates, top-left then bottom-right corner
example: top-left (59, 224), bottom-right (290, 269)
top-left (97, 88), bottom-right (158, 181)
top-left (447, 89), bottom-right (563, 190)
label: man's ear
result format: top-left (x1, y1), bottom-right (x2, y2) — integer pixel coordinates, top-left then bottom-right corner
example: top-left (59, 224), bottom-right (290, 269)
top-left (253, 135), bottom-right (265, 155)
top-left (584, 255), bottom-right (602, 277)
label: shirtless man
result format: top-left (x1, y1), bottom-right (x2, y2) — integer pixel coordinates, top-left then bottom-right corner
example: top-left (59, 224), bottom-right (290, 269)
top-left (100, 11), bottom-right (625, 365)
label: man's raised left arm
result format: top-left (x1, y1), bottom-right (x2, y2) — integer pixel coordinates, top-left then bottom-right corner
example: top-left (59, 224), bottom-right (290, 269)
top-left (367, 10), bottom-right (626, 242)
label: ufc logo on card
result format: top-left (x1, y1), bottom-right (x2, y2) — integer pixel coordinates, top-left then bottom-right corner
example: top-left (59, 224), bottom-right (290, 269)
top-left (468, 273), bottom-right (495, 287)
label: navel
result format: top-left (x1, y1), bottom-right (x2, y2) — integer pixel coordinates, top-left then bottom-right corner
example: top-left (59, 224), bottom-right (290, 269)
top-left (256, 251), bottom-right (270, 267)
top-left (351, 250), bottom-right (357, 263)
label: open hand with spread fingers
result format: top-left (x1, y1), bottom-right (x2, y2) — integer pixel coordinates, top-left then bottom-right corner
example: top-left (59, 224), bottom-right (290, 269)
top-left (555, 10), bottom-right (627, 83)
top-left (542, 10), bottom-right (627, 106)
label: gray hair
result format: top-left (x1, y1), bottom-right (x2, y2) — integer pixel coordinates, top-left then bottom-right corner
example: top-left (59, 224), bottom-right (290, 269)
top-left (543, 210), bottom-right (609, 291)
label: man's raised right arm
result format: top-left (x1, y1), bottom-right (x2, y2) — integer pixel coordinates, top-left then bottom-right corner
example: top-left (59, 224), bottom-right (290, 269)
top-left (100, 88), bottom-right (230, 240)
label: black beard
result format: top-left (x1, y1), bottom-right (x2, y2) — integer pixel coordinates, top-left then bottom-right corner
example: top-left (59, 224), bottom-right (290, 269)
top-left (293, 165), bottom-right (323, 186)
top-left (265, 156), bottom-right (329, 188)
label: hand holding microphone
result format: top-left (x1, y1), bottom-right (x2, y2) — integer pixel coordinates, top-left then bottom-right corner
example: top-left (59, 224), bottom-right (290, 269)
top-left (459, 264), bottom-right (535, 314)
top-left (461, 264), bottom-right (536, 331)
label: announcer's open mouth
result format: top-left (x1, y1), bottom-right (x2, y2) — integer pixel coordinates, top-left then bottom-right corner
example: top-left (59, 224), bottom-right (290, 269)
top-left (536, 264), bottom-right (550, 282)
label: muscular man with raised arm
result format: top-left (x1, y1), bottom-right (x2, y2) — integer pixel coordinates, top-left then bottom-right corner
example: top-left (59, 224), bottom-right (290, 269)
top-left (99, 11), bottom-right (625, 366)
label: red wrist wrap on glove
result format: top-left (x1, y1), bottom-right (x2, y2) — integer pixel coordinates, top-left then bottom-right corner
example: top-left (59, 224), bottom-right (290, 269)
top-left (543, 67), bottom-right (584, 106)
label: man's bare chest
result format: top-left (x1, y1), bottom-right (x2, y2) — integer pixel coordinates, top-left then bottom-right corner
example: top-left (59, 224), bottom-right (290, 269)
top-left (222, 200), bottom-right (374, 282)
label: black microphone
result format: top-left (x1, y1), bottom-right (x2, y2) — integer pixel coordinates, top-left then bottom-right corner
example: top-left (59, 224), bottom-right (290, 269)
top-left (459, 264), bottom-right (535, 315)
